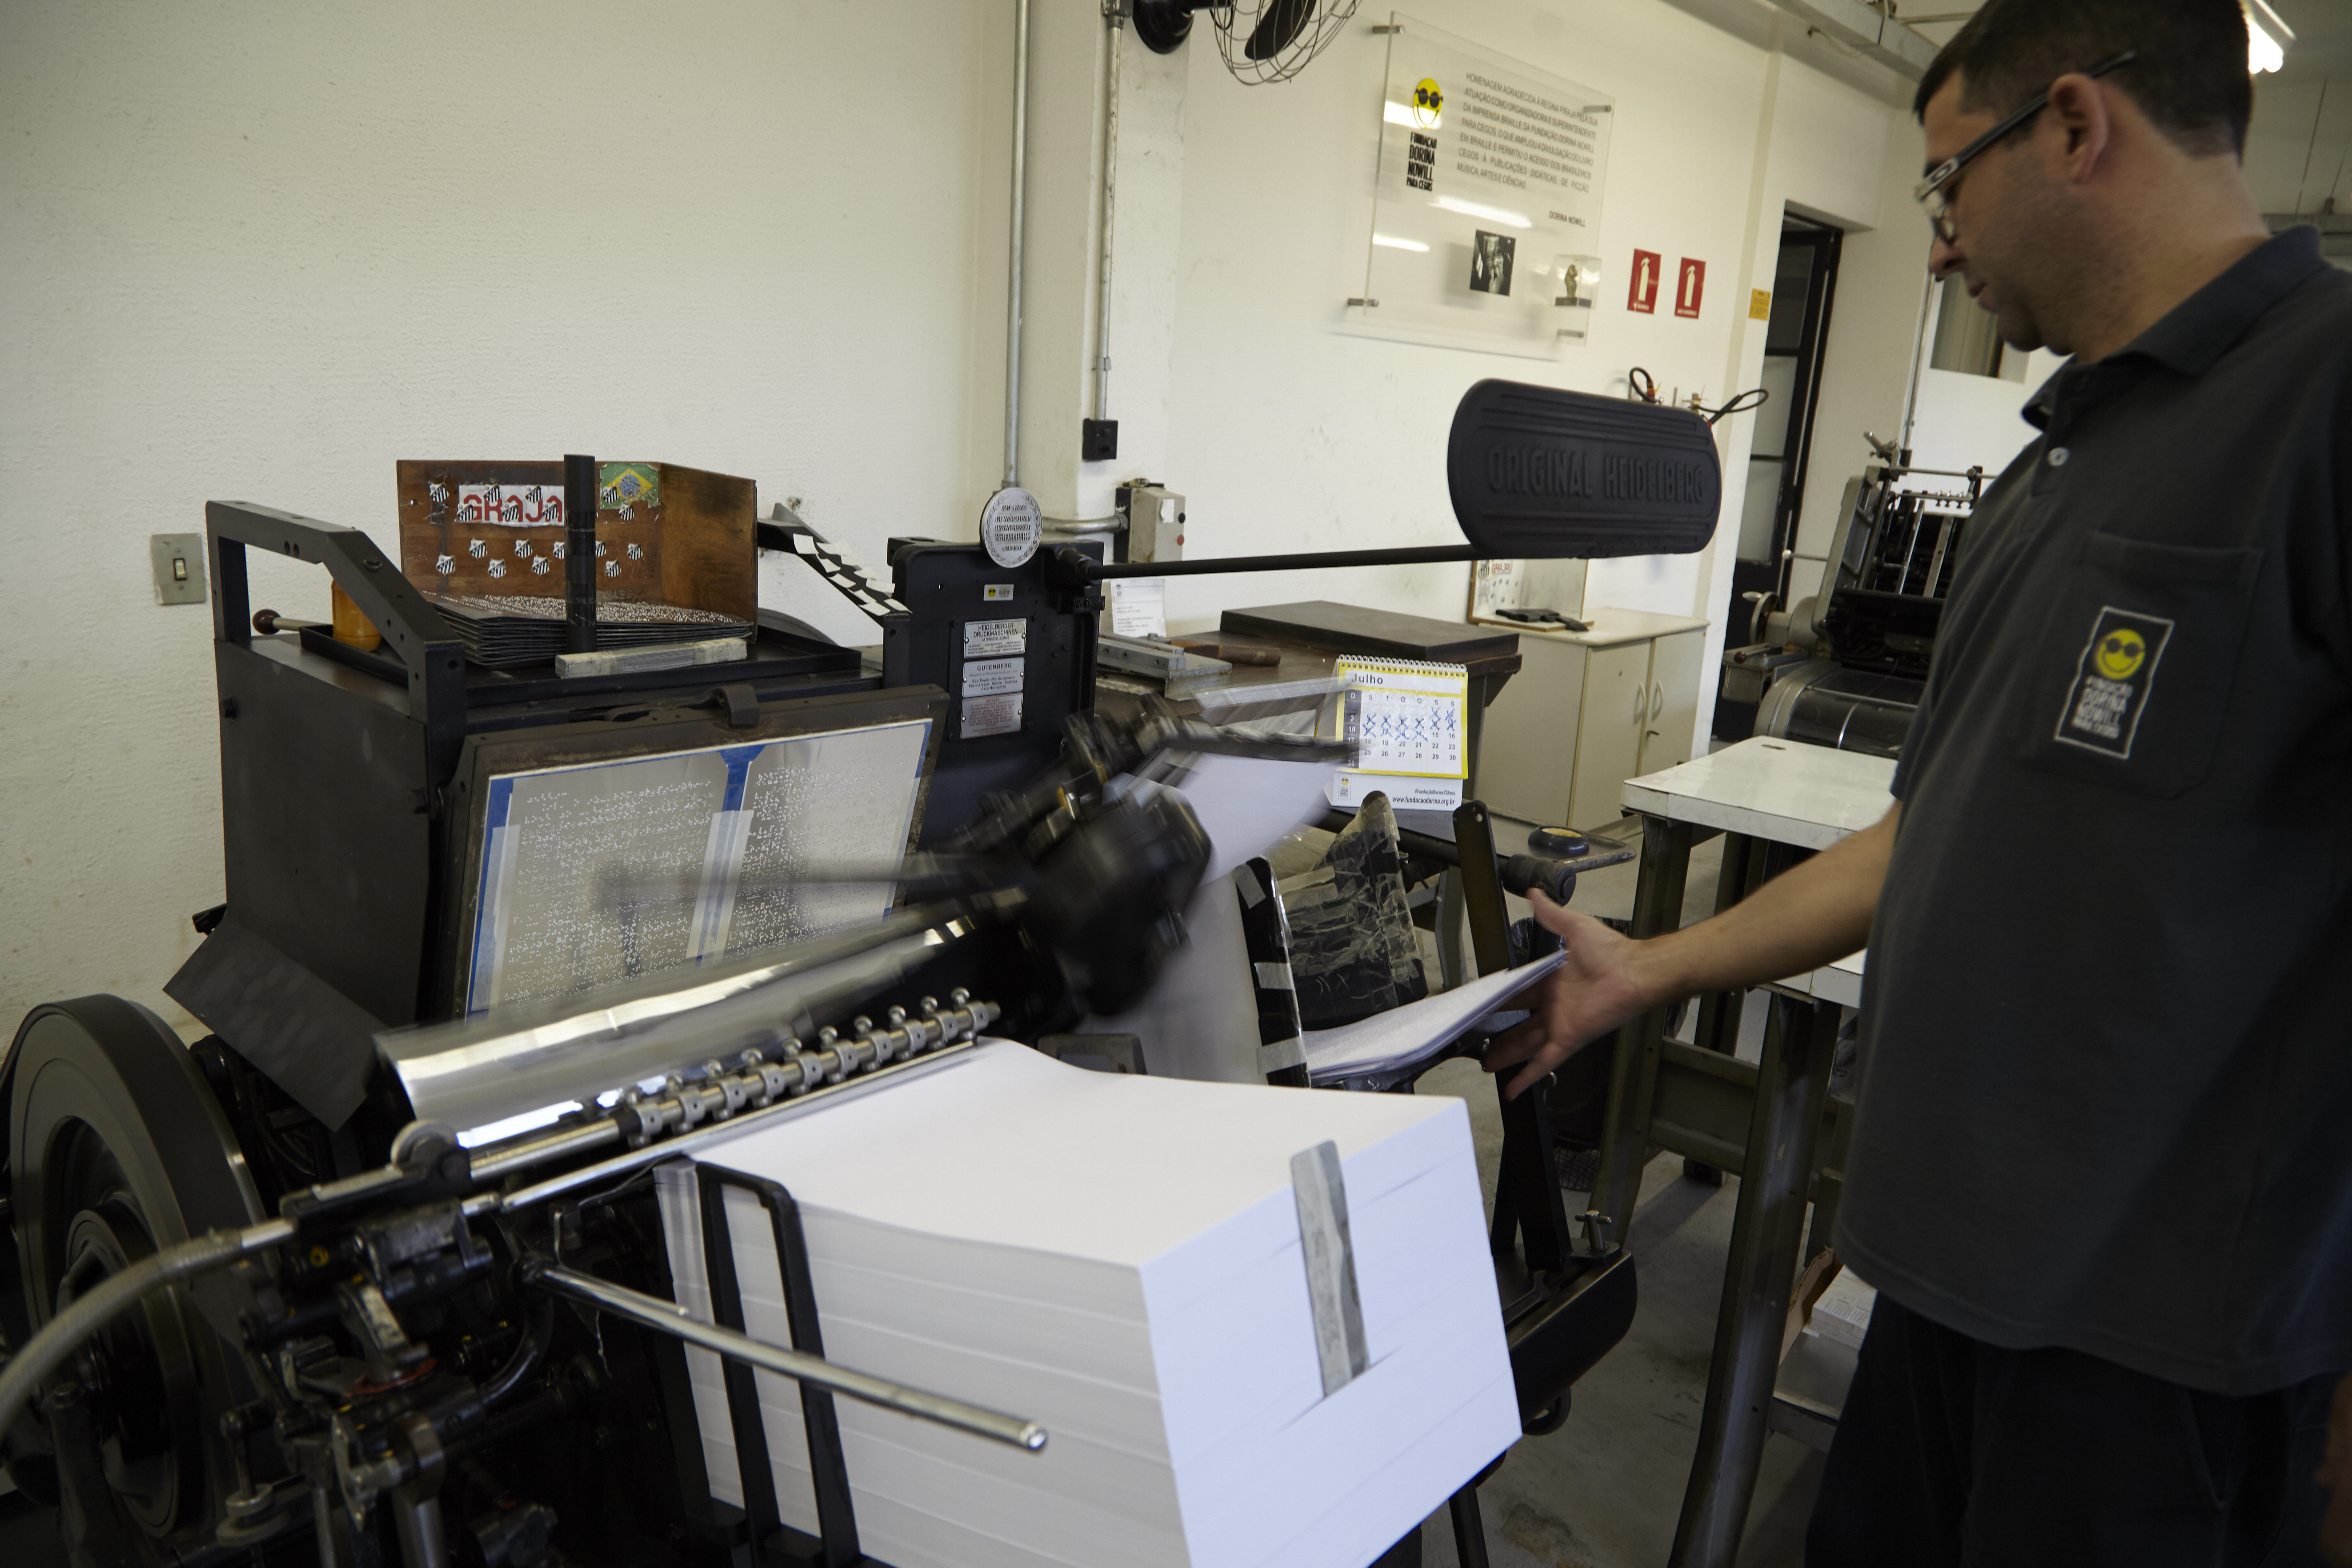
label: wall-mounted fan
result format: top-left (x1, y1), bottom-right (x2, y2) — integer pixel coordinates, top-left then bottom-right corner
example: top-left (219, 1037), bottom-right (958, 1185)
top-left (1132, 0), bottom-right (1363, 84)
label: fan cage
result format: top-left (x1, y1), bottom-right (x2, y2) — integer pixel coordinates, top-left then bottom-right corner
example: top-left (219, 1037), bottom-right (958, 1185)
top-left (1212, 0), bottom-right (1364, 85)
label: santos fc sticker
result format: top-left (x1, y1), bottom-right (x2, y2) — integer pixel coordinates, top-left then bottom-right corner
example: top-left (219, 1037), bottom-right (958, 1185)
top-left (2053, 605), bottom-right (2175, 759)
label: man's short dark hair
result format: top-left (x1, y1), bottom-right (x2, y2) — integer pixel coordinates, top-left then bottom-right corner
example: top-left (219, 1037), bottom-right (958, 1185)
top-left (1913, 0), bottom-right (2253, 160)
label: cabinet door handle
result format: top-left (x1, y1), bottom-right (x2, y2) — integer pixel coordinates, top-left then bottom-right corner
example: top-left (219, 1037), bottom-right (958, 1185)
top-left (1632, 684), bottom-right (1646, 725)
top-left (1651, 681), bottom-right (1665, 719)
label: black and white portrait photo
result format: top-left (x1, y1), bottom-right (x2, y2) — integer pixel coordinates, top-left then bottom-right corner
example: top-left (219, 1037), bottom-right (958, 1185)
top-left (1469, 230), bottom-right (1515, 295)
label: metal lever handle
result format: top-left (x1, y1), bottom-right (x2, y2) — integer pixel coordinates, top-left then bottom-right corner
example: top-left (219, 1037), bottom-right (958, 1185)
top-left (1498, 853), bottom-right (1577, 907)
top-left (526, 1262), bottom-right (1047, 1453)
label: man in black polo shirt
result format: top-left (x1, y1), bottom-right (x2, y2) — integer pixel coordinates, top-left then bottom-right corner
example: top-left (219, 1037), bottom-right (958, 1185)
top-left (1484, 0), bottom-right (2352, 1560)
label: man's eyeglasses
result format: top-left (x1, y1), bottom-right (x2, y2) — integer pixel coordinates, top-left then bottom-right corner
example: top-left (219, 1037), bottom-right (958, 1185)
top-left (1914, 49), bottom-right (2137, 243)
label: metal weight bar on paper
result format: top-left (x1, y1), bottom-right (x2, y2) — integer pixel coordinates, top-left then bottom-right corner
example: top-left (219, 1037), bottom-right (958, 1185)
top-left (525, 1263), bottom-right (1047, 1452)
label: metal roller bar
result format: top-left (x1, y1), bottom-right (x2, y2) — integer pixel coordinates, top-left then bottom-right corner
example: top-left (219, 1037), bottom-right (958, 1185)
top-left (526, 1263), bottom-right (1047, 1453)
top-left (385, 898), bottom-right (1015, 1133)
top-left (463, 992), bottom-right (998, 1185)
top-left (477, 1024), bottom-right (991, 1216)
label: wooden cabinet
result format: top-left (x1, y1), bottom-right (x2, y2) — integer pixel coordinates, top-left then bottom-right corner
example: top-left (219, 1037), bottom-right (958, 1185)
top-left (1475, 609), bottom-right (1711, 830)
top-left (1642, 624), bottom-right (1706, 776)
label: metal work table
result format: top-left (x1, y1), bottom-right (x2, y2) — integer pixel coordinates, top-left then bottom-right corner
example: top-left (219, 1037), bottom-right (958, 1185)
top-left (1592, 737), bottom-right (1893, 1568)
top-left (1618, 734), bottom-right (1894, 848)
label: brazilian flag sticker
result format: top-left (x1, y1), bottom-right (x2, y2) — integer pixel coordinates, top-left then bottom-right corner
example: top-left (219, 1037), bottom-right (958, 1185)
top-left (597, 463), bottom-right (660, 517)
top-left (2053, 605), bottom-right (2174, 760)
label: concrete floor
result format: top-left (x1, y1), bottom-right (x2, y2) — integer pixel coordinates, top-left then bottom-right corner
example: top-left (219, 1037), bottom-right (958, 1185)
top-left (1398, 815), bottom-right (1829, 1568)
top-left (1405, 1067), bottom-right (1825, 1568)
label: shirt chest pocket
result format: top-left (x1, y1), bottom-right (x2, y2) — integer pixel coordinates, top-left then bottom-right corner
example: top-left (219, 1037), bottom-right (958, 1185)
top-left (2010, 533), bottom-right (2263, 799)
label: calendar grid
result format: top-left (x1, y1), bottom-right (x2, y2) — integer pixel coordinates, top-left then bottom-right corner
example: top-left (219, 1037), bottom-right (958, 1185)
top-left (1333, 657), bottom-right (1471, 781)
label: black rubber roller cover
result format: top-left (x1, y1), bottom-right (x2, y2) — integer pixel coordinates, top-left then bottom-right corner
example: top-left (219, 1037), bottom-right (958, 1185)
top-left (1447, 379), bottom-right (1721, 559)
top-left (1025, 790), bottom-right (1211, 1016)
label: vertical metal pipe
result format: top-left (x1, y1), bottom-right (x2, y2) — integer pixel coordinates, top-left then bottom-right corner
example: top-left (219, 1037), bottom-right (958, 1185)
top-left (1004, 0), bottom-right (1032, 487)
top-left (392, 1493), bottom-right (453, 1568)
top-left (1898, 263), bottom-right (1937, 460)
top-left (1449, 1484), bottom-right (1493, 1568)
top-left (563, 453), bottom-right (597, 653)
top-left (1093, 14), bottom-right (1123, 422)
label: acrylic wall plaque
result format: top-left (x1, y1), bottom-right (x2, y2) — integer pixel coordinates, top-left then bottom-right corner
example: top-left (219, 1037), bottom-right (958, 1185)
top-left (1345, 13), bottom-right (1615, 360)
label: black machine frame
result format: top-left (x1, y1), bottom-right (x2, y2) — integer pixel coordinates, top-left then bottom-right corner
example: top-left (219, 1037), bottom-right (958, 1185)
top-left (174, 504), bottom-right (1111, 1136)
top-left (7, 383), bottom-right (1734, 1567)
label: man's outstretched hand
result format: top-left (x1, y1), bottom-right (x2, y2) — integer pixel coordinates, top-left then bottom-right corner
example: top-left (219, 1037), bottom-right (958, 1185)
top-left (1482, 888), bottom-right (1653, 1100)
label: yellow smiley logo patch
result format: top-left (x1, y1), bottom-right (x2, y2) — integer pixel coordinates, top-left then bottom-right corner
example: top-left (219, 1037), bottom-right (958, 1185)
top-left (2056, 605), bottom-right (2174, 760)
top-left (1413, 78), bottom-right (1444, 127)
top-left (2095, 627), bottom-right (2146, 680)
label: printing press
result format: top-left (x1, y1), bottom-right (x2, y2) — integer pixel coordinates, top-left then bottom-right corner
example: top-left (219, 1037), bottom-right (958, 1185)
top-left (1719, 451), bottom-right (1984, 758)
top-left (0, 382), bottom-right (1721, 1568)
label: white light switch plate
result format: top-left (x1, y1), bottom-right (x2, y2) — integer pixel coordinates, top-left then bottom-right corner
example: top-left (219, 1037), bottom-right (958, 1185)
top-left (151, 533), bottom-right (207, 606)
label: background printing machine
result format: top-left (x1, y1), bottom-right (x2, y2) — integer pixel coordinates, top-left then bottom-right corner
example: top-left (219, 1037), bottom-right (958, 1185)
top-left (1718, 450), bottom-right (1983, 758)
top-left (0, 382), bottom-right (1723, 1568)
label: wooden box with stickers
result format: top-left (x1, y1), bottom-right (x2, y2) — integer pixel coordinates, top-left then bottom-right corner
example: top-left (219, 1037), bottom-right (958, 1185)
top-left (385, 459), bottom-right (758, 665)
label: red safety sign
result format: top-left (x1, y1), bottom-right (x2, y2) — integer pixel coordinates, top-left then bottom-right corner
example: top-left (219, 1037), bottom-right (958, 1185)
top-left (1675, 257), bottom-right (1707, 319)
top-left (1627, 250), bottom-right (1661, 314)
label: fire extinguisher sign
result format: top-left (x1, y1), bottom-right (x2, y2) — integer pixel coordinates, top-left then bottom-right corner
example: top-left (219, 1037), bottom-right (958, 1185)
top-left (1627, 249), bottom-right (1662, 314)
top-left (1675, 257), bottom-right (1707, 318)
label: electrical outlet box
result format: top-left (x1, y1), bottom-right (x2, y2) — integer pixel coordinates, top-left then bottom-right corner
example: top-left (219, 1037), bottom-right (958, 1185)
top-left (1117, 484), bottom-right (1185, 565)
top-left (151, 533), bottom-right (208, 606)
top-left (1081, 418), bottom-right (1119, 462)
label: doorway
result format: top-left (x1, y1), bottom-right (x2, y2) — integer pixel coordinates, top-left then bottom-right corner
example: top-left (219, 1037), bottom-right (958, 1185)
top-left (1714, 215), bottom-right (1842, 742)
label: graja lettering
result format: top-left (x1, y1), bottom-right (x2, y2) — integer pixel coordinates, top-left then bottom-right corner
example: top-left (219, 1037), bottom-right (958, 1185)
top-left (456, 485), bottom-right (563, 526)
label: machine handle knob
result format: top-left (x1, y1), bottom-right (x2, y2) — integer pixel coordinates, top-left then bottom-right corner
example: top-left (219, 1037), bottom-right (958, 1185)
top-left (1500, 853), bottom-right (1578, 907)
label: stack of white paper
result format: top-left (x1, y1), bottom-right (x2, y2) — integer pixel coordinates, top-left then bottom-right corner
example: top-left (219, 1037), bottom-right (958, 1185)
top-left (656, 1041), bottom-right (1515, 1568)
top-left (1806, 1267), bottom-right (1878, 1352)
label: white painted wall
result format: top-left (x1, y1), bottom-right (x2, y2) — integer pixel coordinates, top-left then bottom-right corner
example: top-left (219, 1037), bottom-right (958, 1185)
top-left (0, 0), bottom-right (1015, 1028)
top-left (1685, 46), bottom-right (1919, 722)
top-left (3, 0), bottom-right (1950, 1024)
top-left (1905, 357), bottom-right (2063, 476)
top-left (1160, 3), bottom-right (1773, 637)
top-left (1157, 7), bottom-right (1928, 735)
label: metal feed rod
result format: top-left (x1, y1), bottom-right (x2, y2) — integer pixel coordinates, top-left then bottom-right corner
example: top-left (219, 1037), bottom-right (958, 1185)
top-left (1061, 544), bottom-right (1478, 581)
top-left (526, 1263), bottom-right (1047, 1452)
top-left (0, 1220), bottom-right (299, 1439)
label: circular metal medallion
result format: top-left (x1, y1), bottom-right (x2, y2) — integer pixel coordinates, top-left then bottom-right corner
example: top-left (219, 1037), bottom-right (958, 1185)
top-left (980, 487), bottom-right (1043, 570)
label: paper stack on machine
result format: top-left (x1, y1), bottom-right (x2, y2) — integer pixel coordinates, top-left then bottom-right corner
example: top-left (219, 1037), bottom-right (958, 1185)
top-left (657, 1039), bottom-right (1518, 1568)
top-left (1302, 954), bottom-right (1560, 1089)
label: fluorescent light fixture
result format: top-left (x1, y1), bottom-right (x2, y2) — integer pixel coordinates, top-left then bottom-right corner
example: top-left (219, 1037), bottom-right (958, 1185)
top-left (1433, 195), bottom-right (1532, 229)
top-left (1383, 101), bottom-right (1440, 129)
top-left (2244, 0), bottom-right (2293, 73)
top-left (1372, 233), bottom-right (1431, 252)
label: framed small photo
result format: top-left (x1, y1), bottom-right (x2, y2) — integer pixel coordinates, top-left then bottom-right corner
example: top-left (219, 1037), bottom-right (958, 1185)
top-left (1469, 230), bottom-right (1516, 296)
